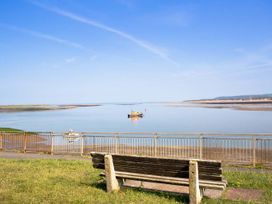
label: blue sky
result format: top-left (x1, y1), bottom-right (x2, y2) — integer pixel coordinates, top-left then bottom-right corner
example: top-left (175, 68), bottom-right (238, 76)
top-left (1, 0), bottom-right (272, 104)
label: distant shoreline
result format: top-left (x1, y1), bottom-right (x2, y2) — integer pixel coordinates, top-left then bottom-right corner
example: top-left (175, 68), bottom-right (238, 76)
top-left (174, 99), bottom-right (272, 111)
top-left (185, 98), bottom-right (272, 105)
top-left (0, 104), bottom-right (100, 113)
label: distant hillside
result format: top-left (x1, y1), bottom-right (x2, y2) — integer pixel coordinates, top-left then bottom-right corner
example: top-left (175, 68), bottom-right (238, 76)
top-left (185, 93), bottom-right (272, 105)
top-left (215, 94), bottom-right (272, 100)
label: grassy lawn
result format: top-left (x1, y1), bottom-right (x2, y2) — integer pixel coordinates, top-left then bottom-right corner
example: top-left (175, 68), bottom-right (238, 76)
top-left (0, 159), bottom-right (271, 204)
top-left (0, 127), bottom-right (37, 135)
top-left (0, 127), bottom-right (23, 132)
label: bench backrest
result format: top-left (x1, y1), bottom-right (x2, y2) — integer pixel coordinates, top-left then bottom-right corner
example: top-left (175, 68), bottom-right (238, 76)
top-left (91, 153), bottom-right (223, 182)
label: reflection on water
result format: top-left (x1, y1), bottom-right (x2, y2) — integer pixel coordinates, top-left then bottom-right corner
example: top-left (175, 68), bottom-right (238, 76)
top-left (0, 103), bottom-right (272, 133)
top-left (129, 116), bottom-right (143, 123)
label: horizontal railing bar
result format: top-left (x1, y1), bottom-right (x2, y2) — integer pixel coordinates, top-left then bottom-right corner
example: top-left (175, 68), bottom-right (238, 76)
top-left (64, 136), bottom-right (262, 140)
top-left (80, 132), bottom-right (272, 136)
top-left (2, 131), bottom-right (272, 137)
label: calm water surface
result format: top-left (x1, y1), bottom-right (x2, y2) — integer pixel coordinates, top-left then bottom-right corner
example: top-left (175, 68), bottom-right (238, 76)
top-left (0, 103), bottom-right (272, 133)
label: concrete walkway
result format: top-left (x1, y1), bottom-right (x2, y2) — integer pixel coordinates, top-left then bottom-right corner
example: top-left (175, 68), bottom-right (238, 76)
top-left (0, 151), bottom-right (89, 160)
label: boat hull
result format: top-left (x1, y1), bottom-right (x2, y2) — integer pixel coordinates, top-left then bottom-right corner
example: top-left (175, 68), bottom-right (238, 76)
top-left (128, 114), bottom-right (143, 118)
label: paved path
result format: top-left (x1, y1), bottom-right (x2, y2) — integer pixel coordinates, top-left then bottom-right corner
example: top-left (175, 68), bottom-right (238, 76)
top-left (0, 151), bottom-right (89, 160)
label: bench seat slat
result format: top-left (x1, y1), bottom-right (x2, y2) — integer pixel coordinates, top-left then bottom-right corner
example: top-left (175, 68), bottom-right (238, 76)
top-left (110, 160), bottom-right (221, 170)
top-left (93, 163), bottom-right (221, 176)
top-left (113, 155), bottom-right (221, 167)
top-left (93, 161), bottom-right (222, 174)
top-left (114, 168), bottom-right (222, 181)
top-left (100, 171), bottom-right (226, 190)
top-left (93, 162), bottom-right (223, 181)
top-left (91, 153), bottom-right (222, 164)
top-left (111, 165), bottom-right (222, 176)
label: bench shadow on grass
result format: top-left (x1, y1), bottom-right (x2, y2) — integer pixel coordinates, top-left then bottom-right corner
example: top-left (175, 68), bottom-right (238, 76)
top-left (91, 179), bottom-right (189, 203)
top-left (90, 179), bottom-right (107, 191)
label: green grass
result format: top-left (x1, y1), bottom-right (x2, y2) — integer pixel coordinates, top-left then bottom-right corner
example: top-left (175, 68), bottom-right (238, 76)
top-left (0, 127), bottom-right (23, 132)
top-left (0, 159), bottom-right (271, 204)
top-left (0, 127), bottom-right (37, 135)
top-left (202, 170), bottom-right (272, 204)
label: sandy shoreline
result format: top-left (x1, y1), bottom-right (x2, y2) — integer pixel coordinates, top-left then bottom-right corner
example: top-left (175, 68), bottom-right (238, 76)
top-left (0, 104), bottom-right (100, 113)
top-left (168, 100), bottom-right (272, 111)
top-left (186, 98), bottom-right (272, 105)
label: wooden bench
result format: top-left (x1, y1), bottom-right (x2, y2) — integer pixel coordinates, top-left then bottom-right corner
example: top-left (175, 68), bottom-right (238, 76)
top-left (91, 152), bottom-right (227, 204)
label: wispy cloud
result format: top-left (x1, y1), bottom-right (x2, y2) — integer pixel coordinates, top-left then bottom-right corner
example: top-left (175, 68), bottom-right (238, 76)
top-left (28, 1), bottom-right (178, 65)
top-left (65, 57), bottom-right (76, 64)
top-left (0, 23), bottom-right (88, 51)
top-left (246, 63), bottom-right (272, 70)
top-left (232, 47), bottom-right (272, 72)
top-left (170, 43), bottom-right (272, 81)
top-left (170, 63), bottom-right (221, 80)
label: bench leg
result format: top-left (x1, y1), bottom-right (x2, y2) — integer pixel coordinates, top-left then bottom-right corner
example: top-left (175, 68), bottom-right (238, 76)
top-left (200, 188), bottom-right (204, 198)
top-left (104, 155), bottom-right (120, 193)
top-left (189, 160), bottom-right (202, 204)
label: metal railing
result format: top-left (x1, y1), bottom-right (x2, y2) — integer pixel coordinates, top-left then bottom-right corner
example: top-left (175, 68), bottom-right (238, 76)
top-left (0, 131), bottom-right (272, 166)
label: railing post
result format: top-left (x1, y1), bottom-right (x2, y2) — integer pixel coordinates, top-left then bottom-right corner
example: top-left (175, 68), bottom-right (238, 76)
top-left (23, 132), bottom-right (27, 153)
top-left (199, 134), bottom-right (203, 159)
top-left (93, 136), bottom-right (96, 152)
top-left (153, 133), bottom-right (158, 157)
top-left (252, 137), bottom-right (256, 167)
top-left (115, 133), bottom-right (119, 154)
top-left (80, 135), bottom-right (84, 156)
top-left (0, 132), bottom-right (3, 151)
top-left (51, 132), bottom-right (54, 155)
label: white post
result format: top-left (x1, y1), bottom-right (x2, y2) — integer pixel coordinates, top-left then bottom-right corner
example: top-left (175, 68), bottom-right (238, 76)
top-left (104, 154), bottom-right (120, 192)
top-left (80, 136), bottom-right (84, 156)
top-left (115, 133), bottom-right (119, 154)
top-left (23, 132), bottom-right (27, 153)
top-left (51, 132), bottom-right (54, 155)
top-left (153, 133), bottom-right (158, 157)
top-left (93, 136), bottom-right (96, 152)
top-left (199, 135), bottom-right (203, 159)
top-left (252, 137), bottom-right (256, 167)
top-left (189, 160), bottom-right (202, 204)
